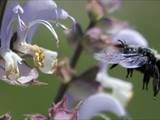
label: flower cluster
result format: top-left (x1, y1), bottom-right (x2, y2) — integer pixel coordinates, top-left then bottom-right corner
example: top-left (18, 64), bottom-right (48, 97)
top-left (0, 0), bottom-right (159, 120)
top-left (0, 0), bottom-right (74, 86)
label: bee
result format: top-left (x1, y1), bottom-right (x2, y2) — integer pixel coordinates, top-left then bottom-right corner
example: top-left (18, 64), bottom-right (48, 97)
top-left (95, 40), bottom-right (160, 96)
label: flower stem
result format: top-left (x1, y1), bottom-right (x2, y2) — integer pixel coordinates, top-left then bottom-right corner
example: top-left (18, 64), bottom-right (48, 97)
top-left (54, 42), bottom-right (83, 103)
top-left (54, 21), bottom-right (97, 103)
top-left (69, 43), bottom-right (83, 68)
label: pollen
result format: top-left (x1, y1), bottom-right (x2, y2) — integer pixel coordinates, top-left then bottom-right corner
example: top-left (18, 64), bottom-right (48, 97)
top-left (31, 45), bottom-right (45, 68)
top-left (6, 64), bottom-right (19, 80)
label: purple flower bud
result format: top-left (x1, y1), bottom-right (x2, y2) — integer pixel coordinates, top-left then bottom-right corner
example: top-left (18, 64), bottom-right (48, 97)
top-left (84, 27), bottom-right (112, 52)
top-left (100, 0), bottom-right (122, 13)
top-left (49, 97), bottom-right (78, 120)
top-left (25, 114), bottom-right (48, 120)
top-left (56, 58), bottom-right (75, 83)
top-left (0, 113), bottom-right (12, 120)
top-left (25, 97), bottom-right (79, 120)
top-left (86, 0), bottom-right (105, 22)
top-left (64, 22), bottom-right (83, 48)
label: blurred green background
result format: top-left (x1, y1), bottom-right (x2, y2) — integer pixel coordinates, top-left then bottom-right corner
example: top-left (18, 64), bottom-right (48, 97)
top-left (0, 0), bottom-right (160, 119)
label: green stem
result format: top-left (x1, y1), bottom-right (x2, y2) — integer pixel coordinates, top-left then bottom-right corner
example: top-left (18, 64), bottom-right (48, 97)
top-left (54, 21), bottom-right (97, 103)
top-left (54, 42), bottom-right (83, 103)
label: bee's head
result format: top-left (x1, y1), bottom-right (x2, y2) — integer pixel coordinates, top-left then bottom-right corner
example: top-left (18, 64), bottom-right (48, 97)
top-left (114, 40), bottom-right (128, 49)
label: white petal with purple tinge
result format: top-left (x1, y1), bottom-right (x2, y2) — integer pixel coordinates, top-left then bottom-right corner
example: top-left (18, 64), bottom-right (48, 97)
top-left (78, 93), bottom-right (127, 120)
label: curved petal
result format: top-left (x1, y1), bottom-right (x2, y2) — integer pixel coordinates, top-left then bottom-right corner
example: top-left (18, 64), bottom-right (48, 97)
top-left (0, 0), bottom-right (18, 49)
top-left (78, 93), bottom-right (127, 120)
top-left (18, 0), bottom-right (74, 43)
top-left (112, 28), bottom-right (148, 47)
top-left (28, 20), bottom-right (59, 44)
top-left (100, 0), bottom-right (122, 13)
top-left (22, 0), bottom-right (57, 22)
top-left (96, 63), bottom-right (133, 106)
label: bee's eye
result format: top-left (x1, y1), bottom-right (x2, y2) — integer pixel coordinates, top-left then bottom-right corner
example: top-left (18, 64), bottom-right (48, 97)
top-left (133, 48), bottom-right (136, 52)
top-left (143, 52), bottom-right (147, 56)
top-left (128, 48), bottom-right (132, 52)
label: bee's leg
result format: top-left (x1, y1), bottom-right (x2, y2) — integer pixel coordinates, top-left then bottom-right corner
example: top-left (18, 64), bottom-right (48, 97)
top-left (126, 68), bottom-right (134, 78)
top-left (152, 65), bottom-right (160, 96)
top-left (109, 64), bottom-right (118, 69)
top-left (142, 74), bottom-right (146, 90)
top-left (145, 75), bottom-right (151, 90)
top-left (129, 69), bottom-right (134, 77)
top-left (143, 65), bottom-right (151, 90)
top-left (126, 69), bottom-right (129, 78)
top-left (142, 72), bottom-right (150, 90)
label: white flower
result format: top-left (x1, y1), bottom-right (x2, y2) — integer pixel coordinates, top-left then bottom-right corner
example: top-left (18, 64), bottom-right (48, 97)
top-left (12, 0), bottom-right (75, 74)
top-left (0, 59), bottom-right (44, 86)
top-left (0, 0), bottom-right (23, 80)
top-left (0, 50), bottom-right (22, 80)
top-left (96, 63), bottom-right (133, 106)
top-left (112, 28), bottom-right (148, 47)
top-left (78, 93), bottom-right (128, 120)
top-left (106, 19), bottom-right (148, 47)
top-left (36, 48), bottom-right (58, 74)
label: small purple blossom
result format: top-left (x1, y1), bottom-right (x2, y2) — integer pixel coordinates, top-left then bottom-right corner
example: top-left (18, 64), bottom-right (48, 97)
top-left (49, 96), bottom-right (78, 120)
top-left (56, 58), bottom-right (75, 83)
top-left (0, 113), bottom-right (12, 120)
top-left (25, 114), bottom-right (48, 120)
top-left (25, 97), bottom-right (79, 120)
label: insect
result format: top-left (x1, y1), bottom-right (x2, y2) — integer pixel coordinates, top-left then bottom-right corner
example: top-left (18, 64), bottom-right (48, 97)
top-left (95, 40), bottom-right (160, 96)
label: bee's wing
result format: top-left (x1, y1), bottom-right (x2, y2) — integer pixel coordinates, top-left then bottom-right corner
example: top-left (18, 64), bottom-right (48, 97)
top-left (120, 54), bottom-right (148, 68)
top-left (94, 47), bottom-right (126, 64)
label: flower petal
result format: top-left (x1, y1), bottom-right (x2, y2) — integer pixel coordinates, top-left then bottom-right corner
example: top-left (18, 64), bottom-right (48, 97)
top-left (0, 59), bottom-right (41, 86)
top-left (106, 19), bottom-right (148, 47)
top-left (112, 28), bottom-right (148, 47)
top-left (18, 0), bottom-right (74, 43)
top-left (24, 114), bottom-right (48, 120)
top-left (78, 93), bottom-right (127, 120)
top-left (36, 48), bottom-right (58, 74)
top-left (0, 50), bottom-right (22, 80)
top-left (0, 0), bottom-right (18, 49)
top-left (96, 63), bottom-right (133, 106)
top-left (13, 42), bottom-right (58, 74)
top-left (16, 18), bottom-right (59, 45)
